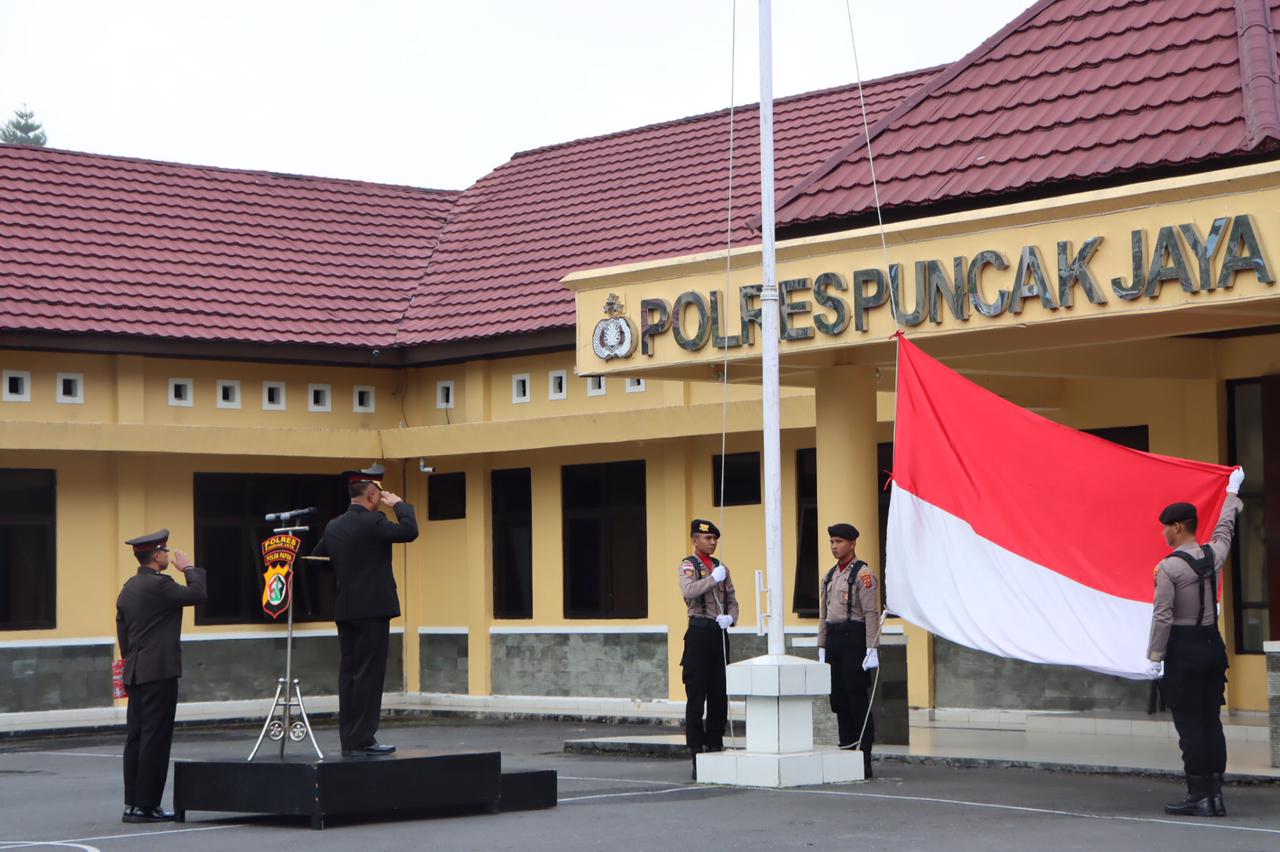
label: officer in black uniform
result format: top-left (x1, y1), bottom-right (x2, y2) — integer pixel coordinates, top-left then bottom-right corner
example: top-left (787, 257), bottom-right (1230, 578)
top-left (678, 519), bottom-right (739, 780)
top-left (1147, 467), bottom-right (1244, 817)
top-left (312, 464), bottom-right (418, 756)
top-left (115, 529), bottom-right (207, 823)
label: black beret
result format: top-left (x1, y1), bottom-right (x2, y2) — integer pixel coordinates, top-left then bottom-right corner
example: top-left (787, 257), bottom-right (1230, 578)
top-left (344, 463), bottom-right (386, 486)
top-left (124, 529), bottom-right (169, 553)
top-left (1158, 502), bottom-right (1197, 525)
top-left (691, 519), bottom-right (721, 538)
top-left (827, 522), bottom-right (860, 540)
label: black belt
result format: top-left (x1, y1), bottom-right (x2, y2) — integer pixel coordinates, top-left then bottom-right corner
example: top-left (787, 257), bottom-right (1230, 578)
top-left (826, 620), bottom-right (865, 633)
top-left (1170, 624), bottom-right (1219, 636)
top-left (689, 616), bottom-right (717, 628)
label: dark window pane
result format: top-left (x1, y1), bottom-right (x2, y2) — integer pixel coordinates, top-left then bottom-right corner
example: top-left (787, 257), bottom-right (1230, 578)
top-left (713, 452), bottom-right (761, 507)
top-left (793, 448), bottom-right (818, 616)
top-left (1083, 425), bottom-right (1149, 452)
top-left (0, 469), bottom-right (56, 629)
top-left (193, 473), bottom-right (345, 625)
top-left (562, 460), bottom-right (647, 618)
top-left (492, 468), bottom-right (533, 619)
top-left (427, 472), bottom-right (467, 521)
top-left (1228, 380), bottom-right (1270, 653)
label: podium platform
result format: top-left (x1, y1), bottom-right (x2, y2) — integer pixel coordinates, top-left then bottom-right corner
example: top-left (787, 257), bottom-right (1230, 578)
top-left (173, 749), bottom-right (556, 829)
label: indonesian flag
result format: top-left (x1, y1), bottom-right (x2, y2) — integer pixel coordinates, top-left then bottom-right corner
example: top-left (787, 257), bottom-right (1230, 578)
top-left (886, 335), bottom-right (1232, 679)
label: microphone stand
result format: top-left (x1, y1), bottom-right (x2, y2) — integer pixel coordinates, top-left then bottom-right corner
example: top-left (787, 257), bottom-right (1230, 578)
top-left (248, 521), bottom-right (324, 761)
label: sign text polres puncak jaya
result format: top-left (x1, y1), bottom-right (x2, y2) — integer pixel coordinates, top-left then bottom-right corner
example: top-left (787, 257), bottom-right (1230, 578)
top-left (636, 215), bottom-right (1274, 356)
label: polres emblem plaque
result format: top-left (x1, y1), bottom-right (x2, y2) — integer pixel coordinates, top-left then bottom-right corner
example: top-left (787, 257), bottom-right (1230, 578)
top-left (592, 293), bottom-right (636, 360)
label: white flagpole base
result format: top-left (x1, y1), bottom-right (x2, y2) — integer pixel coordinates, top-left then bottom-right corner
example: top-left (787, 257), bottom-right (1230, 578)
top-left (697, 654), bottom-right (863, 787)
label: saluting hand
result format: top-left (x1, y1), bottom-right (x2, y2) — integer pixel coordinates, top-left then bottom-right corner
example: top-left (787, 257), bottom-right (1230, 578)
top-left (380, 490), bottom-right (403, 508)
top-left (171, 550), bottom-right (193, 570)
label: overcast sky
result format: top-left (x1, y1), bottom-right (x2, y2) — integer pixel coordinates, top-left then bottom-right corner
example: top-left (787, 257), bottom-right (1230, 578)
top-left (1, 0), bottom-right (1033, 190)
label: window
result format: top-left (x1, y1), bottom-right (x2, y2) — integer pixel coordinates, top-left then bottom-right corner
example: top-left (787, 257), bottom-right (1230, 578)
top-left (1229, 380), bottom-right (1270, 653)
top-left (712, 452), bottom-right (761, 507)
top-left (216, 380), bottom-right (241, 409)
top-left (0, 469), bottom-right (56, 629)
top-left (353, 386), bottom-right (375, 413)
top-left (427, 472), bottom-right (467, 521)
top-left (793, 448), bottom-right (819, 617)
top-left (56, 373), bottom-right (84, 404)
top-left (548, 370), bottom-right (567, 400)
top-left (2, 370), bottom-right (30, 402)
top-left (626, 377), bottom-right (646, 393)
top-left (492, 468), bottom-right (532, 619)
top-left (308, 384), bottom-right (332, 412)
top-left (436, 380), bottom-right (455, 409)
top-left (512, 373), bottom-right (531, 404)
top-left (193, 473), bottom-right (346, 624)
top-left (563, 461), bottom-right (648, 618)
top-left (263, 381), bottom-right (286, 411)
top-left (586, 376), bottom-right (606, 397)
top-left (168, 378), bottom-right (193, 407)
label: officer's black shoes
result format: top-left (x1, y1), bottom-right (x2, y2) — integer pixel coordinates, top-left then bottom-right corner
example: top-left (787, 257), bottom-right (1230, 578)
top-left (340, 740), bottom-right (397, 757)
top-left (863, 750), bottom-right (874, 780)
top-left (691, 755), bottom-right (698, 781)
top-left (1209, 773), bottom-right (1227, 817)
top-left (1164, 775), bottom-right (1215, 817)
top-left (122, 805), bottom-right (174, 823)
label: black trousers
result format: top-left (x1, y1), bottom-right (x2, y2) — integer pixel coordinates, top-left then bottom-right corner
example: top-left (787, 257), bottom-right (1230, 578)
top-left (123, 677), bottom-right (179, 808)
top-left (828, 627), bottom-right (875, 753)
top-left (681, 621), bottom-right (729, 752)
top-left (337, 617), bottom-right (391, 750)
top-left (1160, 626), bottom-right (1228, 777)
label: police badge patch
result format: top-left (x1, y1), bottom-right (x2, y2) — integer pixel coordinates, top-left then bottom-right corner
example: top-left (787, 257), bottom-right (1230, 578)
top-left (261, 533), bottom-right (301, 619)
top-left (592, 293), bottom-right (636, 361)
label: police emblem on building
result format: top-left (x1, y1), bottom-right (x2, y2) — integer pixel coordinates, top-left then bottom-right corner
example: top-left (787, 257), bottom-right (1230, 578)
top-left (592, 293), bottom-right (636, 360)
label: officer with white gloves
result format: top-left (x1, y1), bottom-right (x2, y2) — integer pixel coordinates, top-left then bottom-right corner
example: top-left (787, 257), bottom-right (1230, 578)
top-left (1146, 467), bottom-right (1244, 818)
top-left (816, 522), bottom-right (880, 778)
top-left (678, 519), bottom-right (739, 779)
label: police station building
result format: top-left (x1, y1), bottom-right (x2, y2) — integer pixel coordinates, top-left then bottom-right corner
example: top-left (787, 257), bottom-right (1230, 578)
top-left (2, 0), bottom-right (1278, 730)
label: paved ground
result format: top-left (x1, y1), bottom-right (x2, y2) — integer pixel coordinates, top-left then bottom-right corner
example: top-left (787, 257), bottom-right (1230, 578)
top-left (1, 718), bottom-right (1278, 851)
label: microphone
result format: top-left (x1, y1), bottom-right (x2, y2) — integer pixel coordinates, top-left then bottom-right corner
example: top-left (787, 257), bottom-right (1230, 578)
top-left (264, 506), bottom-right (317, 522)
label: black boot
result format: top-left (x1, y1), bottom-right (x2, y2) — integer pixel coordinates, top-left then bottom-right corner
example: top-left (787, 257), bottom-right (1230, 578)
top-left (690, 749), bottom-right (698, 781)
top-left (862, 749), bottom-right (873, 780)
top-left (1164, 775), bottom-right (1213, 816)
top-left (1209, 773), bottom-right (1226, 817)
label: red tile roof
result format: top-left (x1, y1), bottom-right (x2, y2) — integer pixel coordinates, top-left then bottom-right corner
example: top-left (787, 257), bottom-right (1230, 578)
top-left (0, 146), bottom-right (458, 346)
top-left (773, 0), bottom-right (1280, 229)
top-left (393, 69), bottom-right (939, 345)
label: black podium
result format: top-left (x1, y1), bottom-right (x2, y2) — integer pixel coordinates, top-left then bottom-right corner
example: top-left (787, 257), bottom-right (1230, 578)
top-left (173, 749), bottom-right (556, 829)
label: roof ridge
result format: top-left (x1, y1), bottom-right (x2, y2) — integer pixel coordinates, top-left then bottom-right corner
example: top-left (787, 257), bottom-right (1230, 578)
top-left (506, 65), bottom-right (947, 162)
top-left (0, 143), bottom-right (463, 196)
top-left (1234, 0), bottom-right (1280, 148)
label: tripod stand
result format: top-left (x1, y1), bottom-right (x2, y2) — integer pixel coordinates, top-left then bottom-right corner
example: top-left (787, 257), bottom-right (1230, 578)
top-left (248, 522), bottom-right (324, 761)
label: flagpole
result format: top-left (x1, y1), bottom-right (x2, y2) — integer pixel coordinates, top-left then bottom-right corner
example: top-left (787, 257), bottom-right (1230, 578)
top-left (757, 0), bottom-right (784, 658)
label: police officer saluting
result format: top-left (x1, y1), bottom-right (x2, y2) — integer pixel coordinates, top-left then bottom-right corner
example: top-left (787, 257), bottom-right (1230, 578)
top-left (816, 522), bottom-right (879, 778)
top-left (115, 530), bottom-right (207, 823)
top-left (313, 464), bottom-right (418, 756)
top-left (1147, 466), bottom-right (1244, 817)
top-left (679, 519), bottom-right (738, 780)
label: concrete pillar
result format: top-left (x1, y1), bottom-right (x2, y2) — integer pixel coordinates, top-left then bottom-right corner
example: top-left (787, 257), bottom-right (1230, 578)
top-left (813, 367), bottom-right (880, 578)
top-left (465, 456), bottom-right (493, 695)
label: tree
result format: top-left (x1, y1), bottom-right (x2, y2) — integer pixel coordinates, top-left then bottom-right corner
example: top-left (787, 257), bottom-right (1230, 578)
top-left (1, 106), bottom-right (48, 146)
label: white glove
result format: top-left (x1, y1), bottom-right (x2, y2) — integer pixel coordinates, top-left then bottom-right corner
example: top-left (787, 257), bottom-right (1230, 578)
top-left (715, 614), bottom-right (733, 629)
top-left (861, 649), bottom-right (879, 671)
top-left (818, 647), bottom-right (826, 664)
top-left (1227, 467), bottom-right (1245, 495)
top-left (1146, 660), bottom-right (1164, 679)
top-left (710, 565), bottom-right (727, 583)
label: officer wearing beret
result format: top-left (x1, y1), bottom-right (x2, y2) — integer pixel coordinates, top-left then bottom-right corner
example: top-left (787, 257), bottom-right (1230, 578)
top-left (678, 519), bottom-right (739, 780)
top-left (1147, 467), bottom-right (1245, 817)
top-left (115, 529), bottom-right (207, 823)
top-left (312, 464), bottom-right (418, 756)
top-left (816, 522), bottom-right (880, 778)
